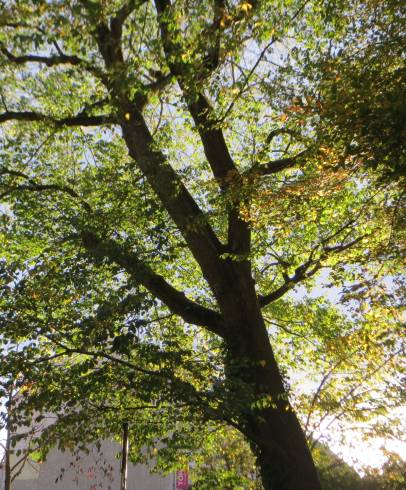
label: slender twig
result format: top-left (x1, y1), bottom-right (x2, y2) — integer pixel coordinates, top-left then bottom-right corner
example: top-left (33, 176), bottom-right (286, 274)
top-left (219, 0), bottom-right (311, 122)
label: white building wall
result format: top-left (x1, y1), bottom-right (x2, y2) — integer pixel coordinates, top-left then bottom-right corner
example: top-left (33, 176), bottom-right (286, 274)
top-left (1, 440), bottom-right (174, 490)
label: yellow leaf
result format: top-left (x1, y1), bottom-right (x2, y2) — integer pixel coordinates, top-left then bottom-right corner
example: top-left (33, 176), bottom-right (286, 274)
top-left (305, 95), bottom-right (314, 105)
top-left (240, 2), bottom-right (253, 13)
top-left (124, 112), bottom-right (131, 121)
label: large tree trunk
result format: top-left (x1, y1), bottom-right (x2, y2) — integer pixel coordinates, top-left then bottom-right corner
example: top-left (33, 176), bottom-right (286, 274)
top-left (226, 323), bottom-right (321, 490)
top-left (242, 382), bottom-right (322, 490)
top-left (251, 423), bottom-right (321, 490)
top-left (220, 266), bottom-right (321, 490)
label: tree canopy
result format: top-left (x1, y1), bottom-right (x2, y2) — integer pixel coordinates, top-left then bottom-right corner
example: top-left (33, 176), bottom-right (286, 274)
top-left (0, 1), bottom-right (405, 489)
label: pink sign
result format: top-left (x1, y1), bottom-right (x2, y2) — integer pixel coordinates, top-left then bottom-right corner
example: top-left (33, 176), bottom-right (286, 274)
top-left (175, 469), bottom-right (189, 489)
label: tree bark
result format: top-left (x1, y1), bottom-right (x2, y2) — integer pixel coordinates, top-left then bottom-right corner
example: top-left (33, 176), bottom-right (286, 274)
top-left (219, 266), bottom-right (321, 490)
top-left (227, 331), bottom-right (321, 490)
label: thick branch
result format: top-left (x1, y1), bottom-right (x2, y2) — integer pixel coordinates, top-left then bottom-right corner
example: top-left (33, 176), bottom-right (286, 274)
top-left (80, 231), bottom-right (224, 336)
top-left (259, 260), bottom-right (321, 307)
top-left (120, 109), bottom-right (230, 288)
top-left (154, 0), bottom-right (236, 188)
top-left (110, 0), bottom-right (147, 40)
top-left (250, 150), bottom-right (308, 176)
top-left (0, 41), bottom-right (106, 80)
top-left (155, 0), bottom-right (250, 257)
top-left (202, 0), bottom-right (226, 72)
top-left (0, 44), bottom-right (83, 67)
top-left (0, 111), bottom-right (115, 126)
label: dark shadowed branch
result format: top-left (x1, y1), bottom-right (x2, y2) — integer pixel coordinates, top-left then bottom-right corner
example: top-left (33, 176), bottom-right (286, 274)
top-left (249, 150), bottom-right (308, 176)
top-left (0, 111), bottom-right (116, 127)
top-left (80, 231), bottom-right (225, 336)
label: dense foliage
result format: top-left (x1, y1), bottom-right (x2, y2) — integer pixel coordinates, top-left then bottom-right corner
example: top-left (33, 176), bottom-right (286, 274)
top-left (0, 1), bottom-right (404, 489)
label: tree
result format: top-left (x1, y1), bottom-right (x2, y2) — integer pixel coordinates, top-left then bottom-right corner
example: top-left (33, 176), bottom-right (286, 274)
top-left (185, 425), bottom-right (263, 489)
top-left (309, 0), bottom-right (406, 181)
top-left (0, 1), bottom-right (404, 489)
top-left (0, 375), bottom-right (44, 490)
top-left (362, 452), bottom-right (406, 490)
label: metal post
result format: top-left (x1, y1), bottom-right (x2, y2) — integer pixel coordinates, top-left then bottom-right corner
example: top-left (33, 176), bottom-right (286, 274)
top-left (120, 422), bottom-right (129, 490)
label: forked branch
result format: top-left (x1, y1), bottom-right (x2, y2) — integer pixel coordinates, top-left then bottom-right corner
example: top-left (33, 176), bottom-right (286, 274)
top-left (259, 235), bottom-right (366, 307)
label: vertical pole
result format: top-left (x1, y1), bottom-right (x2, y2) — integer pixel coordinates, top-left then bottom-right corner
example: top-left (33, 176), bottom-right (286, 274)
top-left (4, 387), bottom-right (13, 490)
top-left (120, 422), bottom-right (129, 490)
top-left (4, 440), bottom-right (11, 490)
